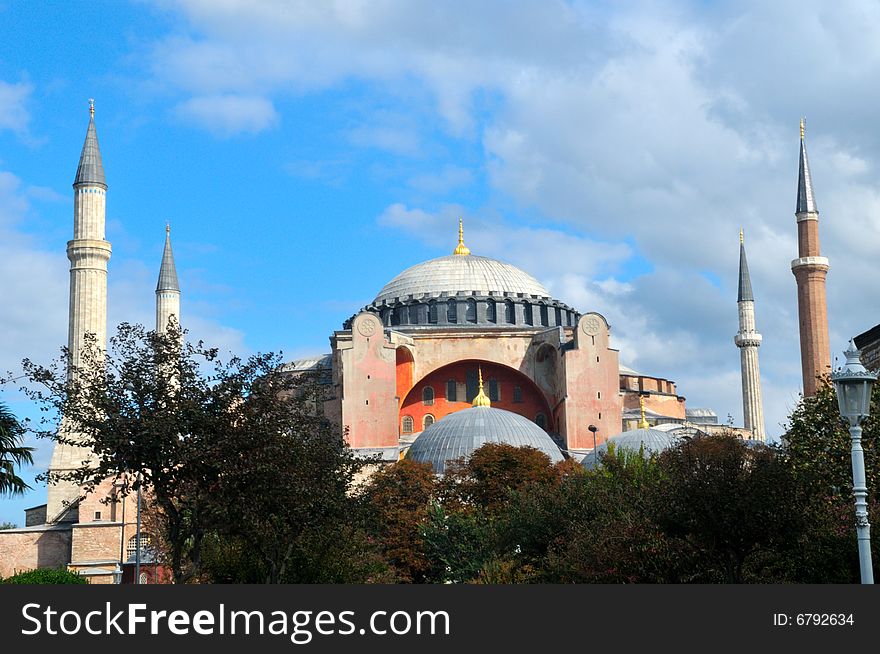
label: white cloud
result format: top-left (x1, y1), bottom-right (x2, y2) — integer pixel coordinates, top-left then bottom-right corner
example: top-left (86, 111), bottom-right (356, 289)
top-left (174, 94), bottom-right (279, 135)
top-left (141, 0), bottom-right (880, 438)
top-left (0, 80), bottom-right (33, 136)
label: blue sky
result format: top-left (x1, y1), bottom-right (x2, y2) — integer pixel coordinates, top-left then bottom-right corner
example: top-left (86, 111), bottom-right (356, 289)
top-left (3, 0), bottom-right (880, 524)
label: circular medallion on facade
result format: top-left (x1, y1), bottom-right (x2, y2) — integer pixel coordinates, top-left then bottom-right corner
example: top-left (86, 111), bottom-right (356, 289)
top-left (357, 315), bottom-right (378, 337)
top-left (582, 315), bottom-right (602, 336)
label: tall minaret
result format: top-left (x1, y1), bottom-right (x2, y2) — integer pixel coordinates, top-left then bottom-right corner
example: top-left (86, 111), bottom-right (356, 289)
top-left (734, 230), bottom-right (766, 442)
top-left (47, 99), bottom-right (112, 521)
top-left (791, 119), bottom-right (831, 396)
top-left (156, 224), bottom-right (180, 333)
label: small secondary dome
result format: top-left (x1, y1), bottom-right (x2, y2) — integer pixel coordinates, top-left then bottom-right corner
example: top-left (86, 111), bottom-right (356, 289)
top-left (581, 427), bottom-right (679, 469)
top-left (407, 406), bottom-right (563, 474)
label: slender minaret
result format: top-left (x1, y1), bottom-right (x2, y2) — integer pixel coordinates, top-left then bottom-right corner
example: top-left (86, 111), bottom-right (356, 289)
top-left (47, 99), bottom-right (112, 521)
top-left (735, 230), bottom-right (766, 442)
top-left (156, 224), bottom-right (181, 333)
top-left (791, 119), bottom-right (831, 396)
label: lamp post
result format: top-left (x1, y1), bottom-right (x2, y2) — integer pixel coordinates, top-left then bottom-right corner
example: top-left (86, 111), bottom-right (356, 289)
top-left (588, 424), bottom-right (598, 465)
top-left (112, 562), bottom-right (122, 585)
top-left (831, 339), bottom-right (878, 584)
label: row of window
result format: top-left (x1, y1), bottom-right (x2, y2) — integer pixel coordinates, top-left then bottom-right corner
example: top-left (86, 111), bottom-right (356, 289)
top-left (401, 412), bottom-right (547, 434)
top-left (421, 378), bottom-right (523, 405)
top-left (76, 187), bottom-right (105, 194)
top-left (388, 299), bottom-right (575, 327)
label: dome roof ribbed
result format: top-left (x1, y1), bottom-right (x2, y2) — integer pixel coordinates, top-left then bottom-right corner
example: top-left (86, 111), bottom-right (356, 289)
top-left (582, 428), bottom-right (680, 469)
top-left (406, 406), bottom-right (563, 474)
top-left (374, 255), bottom-right (551, 304)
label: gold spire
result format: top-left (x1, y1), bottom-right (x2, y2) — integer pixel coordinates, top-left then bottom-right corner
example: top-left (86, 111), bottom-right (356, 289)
top-left (166, 222), bottom-right (171, 234)
top-left (472, 367), bottom-right (491, 407)
top-left (740, 227), bottom-right (744, 245)
top-left (453, 218), bottom-right (471, 256)
top-left (637, 394), bottom-right (649, 429)
top-left (89, 98), bottom-right (95, 118)
top-left (800, 117), bottom-right (805, 141)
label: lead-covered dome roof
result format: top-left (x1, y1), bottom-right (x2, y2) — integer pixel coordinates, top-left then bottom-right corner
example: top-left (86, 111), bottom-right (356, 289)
top-left (582, 427), bottom-right (680, 469)
top-left (374, 254), bottom-right (551, 304)
top-left (406, 406), bottom-right (564, 474)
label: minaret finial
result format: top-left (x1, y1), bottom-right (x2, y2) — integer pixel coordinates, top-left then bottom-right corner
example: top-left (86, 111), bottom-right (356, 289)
top-left (740, 228), bottom-right (744, 245)
top-left (89, 98), bottom-right (95, 118)
top-left (166, 222), bottom-right (171, 234)
top-left (472, 366), bottom-right (491, 407)
top-left (637, 394), bottom-right (649, 429)
top-left (800, 117), bottom-right (805, 141)
top-left (453, 218), bottom-right (471, 256)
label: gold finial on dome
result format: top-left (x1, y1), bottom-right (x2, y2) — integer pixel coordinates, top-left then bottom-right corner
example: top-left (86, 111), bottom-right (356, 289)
top-left (472, 367), bottom-right (491, 407)
top-left (453, 218), bottom-right (471, 256)
top-left (637, 394), bottom-right (649, 429)
top-left (800, 117), bottom-right (805, 141)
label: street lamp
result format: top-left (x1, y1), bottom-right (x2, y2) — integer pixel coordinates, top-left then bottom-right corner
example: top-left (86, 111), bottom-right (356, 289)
top-left (831, 339), bottom-right (878, 585)
top-left (112, 562), bottom-right (122, 585)
top-left (588, 424), bottom-right (598, 465)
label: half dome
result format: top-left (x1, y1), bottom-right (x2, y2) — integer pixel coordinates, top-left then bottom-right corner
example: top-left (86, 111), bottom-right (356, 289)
top-left (374, 254), bottom-right (551, 304)
top-left (406, 406), bottom-right (563, 474)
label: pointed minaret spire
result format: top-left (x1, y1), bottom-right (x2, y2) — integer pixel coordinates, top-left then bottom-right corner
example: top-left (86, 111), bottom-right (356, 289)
top-left (738, 229), bottom-right (753, 302)
top-left (157, 224), bottom-right (180, 293)
top-left (796, 117), bottom-right (817, 214)
top-left (156, 224), bottom-right (181, 334)
top-left (74, 99), bottom-right (106, 189)
top-left (735, 230), bottom-right (766, 441)
top-left (791, 118), bottom-right (831, 396)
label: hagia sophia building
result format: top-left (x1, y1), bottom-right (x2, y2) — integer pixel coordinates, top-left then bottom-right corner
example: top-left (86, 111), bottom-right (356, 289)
top-left (0, 104), bottom-right (833, 582)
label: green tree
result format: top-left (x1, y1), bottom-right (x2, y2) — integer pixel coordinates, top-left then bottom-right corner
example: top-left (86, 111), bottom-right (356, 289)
top-left (3, 568), bottom-right (87, 584)
top-left (362, 459), bottom-right (437, 582)
top-left (654, 434), bottom-right (805, 583)
top-left (20, 321), bottom-right (365, 584)
top-left (0, 401), bottom-right (33, 497)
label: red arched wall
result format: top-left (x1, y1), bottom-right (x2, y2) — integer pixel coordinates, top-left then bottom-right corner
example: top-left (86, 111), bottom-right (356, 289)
top-left (396, 347), bottom-right (414, 407)
top-left (399, 360), bottom-right (553, 435)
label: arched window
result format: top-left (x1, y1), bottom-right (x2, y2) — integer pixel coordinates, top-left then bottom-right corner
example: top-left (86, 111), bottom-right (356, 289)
top-left (486, 299), bottom-right (497, 323)
top-left (422, 386), bottom-right (435, 406)
top-left (488, 378), bottom-right (499, 402)
top-left (535, 413), bottom-right (547, 429)
top-left (402, 416), bottom-right (414, 434)
top-left (447, 298), bottom-right (457, 323)
top-left (466, 298), bottom-right (477, 323)
top-left (408, 304), bottom-right (419, 324)
top-left (513, 386), bottom-right (523, 403)
top-left (126, 533), bottom-right (152, 561)
top-left (391, 306), bottom-right (403, 326)
top-left (524, 302), bottom-right (533, 326)
top-left (423, 414), bottom-right (435, 429)
top-left (540, 304), bottom-right (549, 326)
top-left (428, 301), bottom-right (438, 324)
top-left (555, 307), bottom-right (562, 326)
top-left (446, 379), bottom-right (457, 402)
top-left (505, 299), bottom-right (515, 324)
top-left (466, 369), bottom-right (478, 402)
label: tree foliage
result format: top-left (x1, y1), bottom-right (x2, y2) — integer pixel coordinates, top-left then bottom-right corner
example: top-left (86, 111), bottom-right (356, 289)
top-left (0, 401), bottom-right (33, 497)
top-left (19, 321), bottom-right (371, 583)
top-left (3, 568), bottom-right (88, 584)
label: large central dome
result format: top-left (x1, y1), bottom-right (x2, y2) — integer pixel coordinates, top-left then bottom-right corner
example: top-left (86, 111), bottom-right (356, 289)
top-left (374, 254), bottom-right (551, 304)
